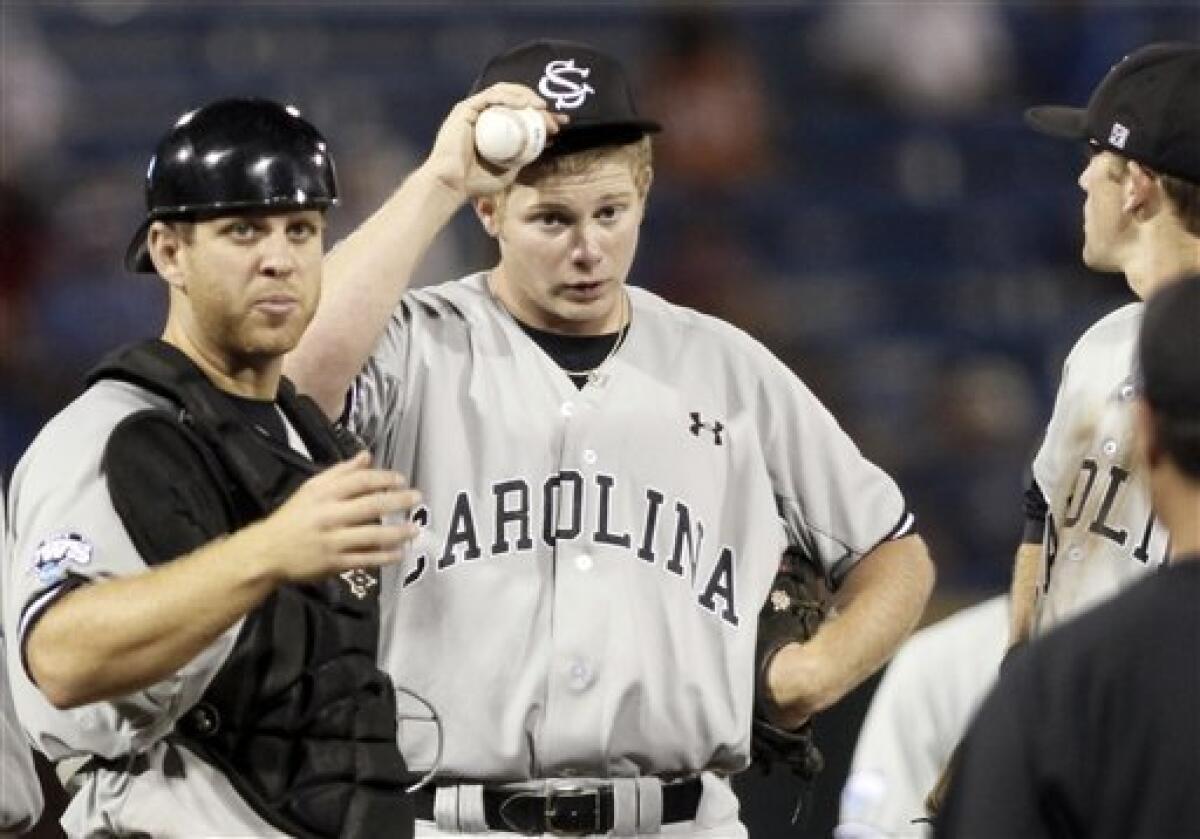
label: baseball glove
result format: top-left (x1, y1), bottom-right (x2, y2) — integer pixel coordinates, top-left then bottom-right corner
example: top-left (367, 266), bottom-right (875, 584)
top-left (751, 548), bottom-right (828, 823)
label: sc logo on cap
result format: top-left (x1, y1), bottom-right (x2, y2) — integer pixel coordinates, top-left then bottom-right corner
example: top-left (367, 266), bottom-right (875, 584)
top-left (539, 59), bottom-right (595, 110)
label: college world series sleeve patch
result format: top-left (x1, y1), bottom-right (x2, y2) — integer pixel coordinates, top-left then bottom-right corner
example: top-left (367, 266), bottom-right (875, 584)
top-left (28, 532), bottom-right (94, 587)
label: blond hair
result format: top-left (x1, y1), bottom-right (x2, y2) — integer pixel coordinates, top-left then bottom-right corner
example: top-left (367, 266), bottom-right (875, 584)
top-left (491, 137), bottom-right (653, 221)
top-left (523, 137), bottom-right (653, 194)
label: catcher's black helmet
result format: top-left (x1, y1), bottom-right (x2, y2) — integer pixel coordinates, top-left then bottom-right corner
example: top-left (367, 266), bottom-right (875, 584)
top-left (125, 97), bottom-right (338, 273)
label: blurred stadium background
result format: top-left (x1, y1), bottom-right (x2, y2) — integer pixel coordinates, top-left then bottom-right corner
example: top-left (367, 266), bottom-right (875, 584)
top-left (2, 2), bottom-right (1196, 836)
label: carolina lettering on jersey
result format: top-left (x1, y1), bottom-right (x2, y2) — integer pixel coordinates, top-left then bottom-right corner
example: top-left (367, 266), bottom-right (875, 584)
top-left (401, 471), bottom-right (740, 627)
top-left (1062, 458), bottom-right (1158, 559)
top-left (1043, 455), bottom-right (1164, 591)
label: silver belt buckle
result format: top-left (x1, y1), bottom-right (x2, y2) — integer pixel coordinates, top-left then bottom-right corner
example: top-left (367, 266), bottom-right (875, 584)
top-left (545, 784), bottom-right (600, 836)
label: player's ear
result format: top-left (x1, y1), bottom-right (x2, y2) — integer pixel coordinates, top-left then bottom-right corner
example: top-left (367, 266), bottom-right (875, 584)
top-left (147, 221), bottom-right (188, 289)
top-left (633, 167), bottom-right (653, 220)
top-left (1122, 162), bottom-right (1160, 218)
top-left (638, 164), bottom-right (654, 202)
top-left (474, 196), bottom-right (501, 239)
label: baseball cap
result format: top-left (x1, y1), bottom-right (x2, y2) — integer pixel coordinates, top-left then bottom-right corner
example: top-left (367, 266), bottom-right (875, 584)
top-left (1138, 274), bottom-right (1200, 417)
top-left (1025, 42), bottom-right (1200, 184)
top-left (472, 39), bottom-right (661, 156)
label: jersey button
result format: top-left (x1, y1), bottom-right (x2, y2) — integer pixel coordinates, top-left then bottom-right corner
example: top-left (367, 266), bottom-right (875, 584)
top-left (1102, 439), bottom-right (1118, 457)
top-left (561, 401), bottom-right (575, 418)
top-left (1119, 383), bottom-right (1136, 401)
top-left (568, 660), bottom-right (594, 691)
top-left (1067, 546), bottom-right (1083, 562)
top-left (575, 553), bottom-right (594, 572)
top-left (583, 449), bottom-right (598, 465)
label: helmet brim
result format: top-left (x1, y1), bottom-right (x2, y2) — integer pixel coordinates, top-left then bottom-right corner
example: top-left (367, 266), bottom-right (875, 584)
top-left (124, 218), bottom-right (155, 274)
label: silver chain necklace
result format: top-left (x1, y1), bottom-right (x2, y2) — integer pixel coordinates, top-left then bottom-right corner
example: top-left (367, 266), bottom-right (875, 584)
top-left (559, 289), bottom-right (630, 384)
top-left (489, 274), bottom-right (631, 386)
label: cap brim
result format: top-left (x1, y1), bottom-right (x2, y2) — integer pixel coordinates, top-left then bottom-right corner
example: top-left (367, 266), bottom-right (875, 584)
top-left (124, 218), bottom-right (155, 273)
top-left (1024, 106), bottom-right (1088, 140)
top-left (544, 120), bottom-right (661, 157)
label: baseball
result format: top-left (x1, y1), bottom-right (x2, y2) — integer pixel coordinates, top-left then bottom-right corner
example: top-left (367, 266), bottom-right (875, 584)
top-left (474, 106), bottom-right (546, 167)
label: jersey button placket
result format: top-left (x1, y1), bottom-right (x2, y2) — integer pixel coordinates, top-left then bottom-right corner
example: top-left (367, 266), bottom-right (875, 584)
top-left (544, 395), bottom-right (605, 767)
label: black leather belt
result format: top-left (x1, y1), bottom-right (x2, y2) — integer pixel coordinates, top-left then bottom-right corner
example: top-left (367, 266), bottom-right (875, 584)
top-left (412, 777), bottom-right (703, 836)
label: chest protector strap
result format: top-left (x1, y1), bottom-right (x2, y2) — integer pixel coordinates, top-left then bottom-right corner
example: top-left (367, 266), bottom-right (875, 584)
top-left (91, 339), bottom-right (413, 839)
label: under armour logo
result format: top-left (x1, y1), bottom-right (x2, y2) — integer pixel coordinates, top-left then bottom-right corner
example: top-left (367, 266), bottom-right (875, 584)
top-left (689, 412), bottom-right (724, 446)
top-left (769, 589), bottom-right (792, 612)
top-left (340, 568), bottom-right (378, 600)
top-left (1109, 122), bottom-right (1129, 149)
top-left (538, 59), bottom-right (596, 110)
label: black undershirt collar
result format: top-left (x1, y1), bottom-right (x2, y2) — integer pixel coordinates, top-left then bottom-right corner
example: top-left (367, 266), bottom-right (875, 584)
top-left (516, 320), bottom-right (624, 390)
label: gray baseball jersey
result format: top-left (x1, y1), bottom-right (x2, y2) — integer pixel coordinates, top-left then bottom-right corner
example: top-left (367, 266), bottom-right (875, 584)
top-left (837, 596), bottom-right (1007, 839)
top-left (1032, 303), bottom-right (1168, 634)
top-left (1, 487), bottom-right (44, 834)
top-left (349, 273), bottom-right (910, 799)
top-left (3, 381), bottom-right (281, 837)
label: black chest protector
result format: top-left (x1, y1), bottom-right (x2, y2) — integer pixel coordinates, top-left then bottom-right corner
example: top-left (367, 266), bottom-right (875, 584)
top-left (90, 340), bottom-right (414, 839)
